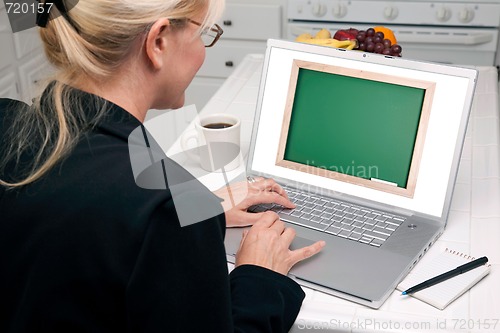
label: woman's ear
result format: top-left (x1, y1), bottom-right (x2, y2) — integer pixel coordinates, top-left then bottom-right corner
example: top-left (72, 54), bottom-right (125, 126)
top-left (144, 18), bottom-right (171, 70)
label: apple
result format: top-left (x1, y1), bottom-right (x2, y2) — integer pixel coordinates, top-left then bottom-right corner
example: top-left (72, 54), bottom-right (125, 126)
top-left (333, 28), bottom-right (359, 40)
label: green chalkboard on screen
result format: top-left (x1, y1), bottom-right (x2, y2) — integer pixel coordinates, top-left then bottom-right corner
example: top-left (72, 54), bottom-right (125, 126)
top-left (276, 60), bottom-right (436, 198)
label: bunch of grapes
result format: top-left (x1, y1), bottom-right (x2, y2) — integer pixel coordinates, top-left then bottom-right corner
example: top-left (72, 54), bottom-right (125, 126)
top-left (356, 28), bottom-right (402, 57)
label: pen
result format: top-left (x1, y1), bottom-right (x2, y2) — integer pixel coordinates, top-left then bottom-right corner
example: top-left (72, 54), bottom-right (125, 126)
top-left (401, 256), bottom-right (488, 295)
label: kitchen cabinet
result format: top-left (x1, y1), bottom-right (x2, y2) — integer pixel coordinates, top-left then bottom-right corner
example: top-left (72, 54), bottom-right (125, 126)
top-left (0, 5), bottom-right (53, 103)
top-left (185, 0), bottom-right (284, 111)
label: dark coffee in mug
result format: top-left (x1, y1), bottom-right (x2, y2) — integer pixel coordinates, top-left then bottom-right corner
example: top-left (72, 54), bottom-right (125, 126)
top-left (203, 122), bottom-right (234, 129)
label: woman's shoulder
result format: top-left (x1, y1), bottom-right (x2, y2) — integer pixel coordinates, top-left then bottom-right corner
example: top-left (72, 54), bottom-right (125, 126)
top-left (0, 98), bottom-right (26, 108)
top-left (0, 98), bottom-right (28, 119)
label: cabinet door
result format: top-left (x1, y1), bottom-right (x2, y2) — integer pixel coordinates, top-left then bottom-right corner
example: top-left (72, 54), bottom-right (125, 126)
top-left (13, 28), bottom-right (43, 59)
top-left (198, 40), bottom-right (266, 78)
top-left (219, 4), bottom-right (281, 40)
top-left (0, 8), bottom-right (16, 72)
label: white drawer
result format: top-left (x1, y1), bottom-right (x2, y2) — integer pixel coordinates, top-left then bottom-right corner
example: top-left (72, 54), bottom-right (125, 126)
top-left (219, 4), bottom-right (281, 41)
top-left (198, 40), bottom-right (266, 78)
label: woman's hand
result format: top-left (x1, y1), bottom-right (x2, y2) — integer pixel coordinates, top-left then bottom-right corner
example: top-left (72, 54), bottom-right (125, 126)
top-left (235, 211), bottom-right (325, 275)
top-left (214, 177), bottom-right (296, 228)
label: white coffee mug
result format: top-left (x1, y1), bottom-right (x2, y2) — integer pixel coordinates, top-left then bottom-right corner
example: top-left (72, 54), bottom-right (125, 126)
top-left (181, 113), bottom-right (241, 172)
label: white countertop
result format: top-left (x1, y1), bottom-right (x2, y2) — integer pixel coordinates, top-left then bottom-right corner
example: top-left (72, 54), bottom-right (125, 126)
top-left (147, 54), bottom-right (500, 332)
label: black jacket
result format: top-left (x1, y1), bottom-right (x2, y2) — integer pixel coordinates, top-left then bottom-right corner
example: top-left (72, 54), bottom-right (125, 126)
top-left (0, 90), bottom-right (305, 333)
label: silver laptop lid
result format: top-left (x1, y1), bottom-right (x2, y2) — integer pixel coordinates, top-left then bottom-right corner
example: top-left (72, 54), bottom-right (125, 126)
top-left (247, 39), bottom-right (477, 224)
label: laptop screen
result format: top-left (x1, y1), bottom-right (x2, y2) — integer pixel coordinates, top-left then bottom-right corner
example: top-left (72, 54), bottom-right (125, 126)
top-left (249, 40), bottom-right (477, 218)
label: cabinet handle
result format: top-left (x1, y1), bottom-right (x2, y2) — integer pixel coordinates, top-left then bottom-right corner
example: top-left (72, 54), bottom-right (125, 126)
top-left (223, 20), bottom-right (232, 26)
top-left (225, 61), bottom-right (234, 67)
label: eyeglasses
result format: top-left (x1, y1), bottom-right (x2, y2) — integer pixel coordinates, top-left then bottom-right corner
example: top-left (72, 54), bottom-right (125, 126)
top-left (187, 19), bottom-right (224, 48)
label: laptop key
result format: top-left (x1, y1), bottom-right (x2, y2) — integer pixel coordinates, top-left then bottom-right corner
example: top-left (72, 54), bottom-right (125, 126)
top-left (344, 207), bottom-right (356, 214)
top-left (340, 225), bottom-right (354, 232)
top-left (305, 197), bottom-right (316, 203)
top-left (311, 209), bottom-right (323, 217)
top-left (349, 233), bottom-right (362, 241)
top-left (352, 221), bottom-right (364, 228)
top-left (371, 238), bottom-right (384, 247)
top-left (324, 207), bottom-right (335, 214)
top-left (332, 215), bottom-right (343, 223)
top-left (320, 219), bottom-right (332, 228)
top-left (386, 218), bottom-right (403, 226)
top-left (252, 205), bottom-right (267, 213)
top-left (321, 212), bottom-right (333, 220)
top-left (324, 202), bottom-right (336, 208)
top-left (360, 236), bottom-right (373, 243)
top-left (333, 211), bottom-right (345, 218)
top-left (372, 229), bottom-right (390, 237)
top-left (331, 221), bottom-right (343, 229)
top-left (304, 203), bottom-right (315, 209)
top-left (352, 227), bottom-right (364, 235)
top-left (325, 226), bottom-right (341, 235)
top-left (301, 207), bottom-right (313, 214)
top-left (338, 230), bottom-right (351, 238)
top-left (313, 203), bottom-right (324, 210)
top-left (301, 213), bottom-right (313, 221)
top-left (344, 213), bottom-right (355, 220)
top-left (272, 205), bottom-right (284, 212)
top-left (340, 219), bottom-right (353, 226)
top-left (260, 203), bottom-right (275, 210)
top-left (375, 221), bottom-right (388, 229)
top-left (319, 198), bottom-right (329, 205)
top-left (364, 219), bottom-right (376, 226)
top-left (311, 216), bottom-right (323, 223)
top-left (280, 208), bottom-right (294, 215)
top-left (365, 213), bottom-right (377, 219)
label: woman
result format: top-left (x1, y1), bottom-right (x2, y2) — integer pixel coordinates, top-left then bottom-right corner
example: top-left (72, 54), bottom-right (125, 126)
top-left (0, 0), bottom-right (324, 332)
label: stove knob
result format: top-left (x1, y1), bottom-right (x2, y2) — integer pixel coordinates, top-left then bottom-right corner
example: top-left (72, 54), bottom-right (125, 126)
top-left (458, 7), bottom-right (475, 23)
top-left (383, 6), bottom-right (399, 20)
top-left (332, 3), bottom-right (347, 18)
top-left (436, 7), bottom-right (451, 22)
top-left (311, 3), bottom-right (327, 17)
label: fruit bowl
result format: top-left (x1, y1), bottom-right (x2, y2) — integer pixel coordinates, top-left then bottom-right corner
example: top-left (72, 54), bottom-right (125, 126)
top-left (295, 26), bottom-right (402, 57)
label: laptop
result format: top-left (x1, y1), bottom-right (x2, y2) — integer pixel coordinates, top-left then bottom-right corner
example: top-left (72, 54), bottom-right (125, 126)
top-left (224, 39), bottom-right (478, 309)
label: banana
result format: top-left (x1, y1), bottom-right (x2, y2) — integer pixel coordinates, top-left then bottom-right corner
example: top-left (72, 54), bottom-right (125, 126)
top-left (295, 30), bottom-right (358, 50)
top-left (345, 39), bottom-right (357, 50)
top-left (298, 38), bottom-right (356, 49)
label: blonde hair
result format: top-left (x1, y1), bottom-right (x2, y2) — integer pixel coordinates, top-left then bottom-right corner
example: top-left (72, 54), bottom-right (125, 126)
top-left (0, 0), bottom-right (225, 188)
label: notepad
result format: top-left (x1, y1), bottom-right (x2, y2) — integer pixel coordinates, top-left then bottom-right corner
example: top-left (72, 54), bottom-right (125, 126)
top-left (397, 248), bottom-right (491, 310)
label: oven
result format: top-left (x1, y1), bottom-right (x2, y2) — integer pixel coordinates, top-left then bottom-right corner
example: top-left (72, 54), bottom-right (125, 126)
top-left (287, 0), bottom-right (500, 66)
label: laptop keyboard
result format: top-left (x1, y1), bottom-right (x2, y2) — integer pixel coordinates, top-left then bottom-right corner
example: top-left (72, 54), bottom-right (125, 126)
top-left (249, 185), bottom-right (406, 248)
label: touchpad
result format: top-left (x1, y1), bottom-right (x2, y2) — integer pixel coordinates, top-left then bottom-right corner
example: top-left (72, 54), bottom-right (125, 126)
top-left (290, 236), bottom-right (316, 251)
